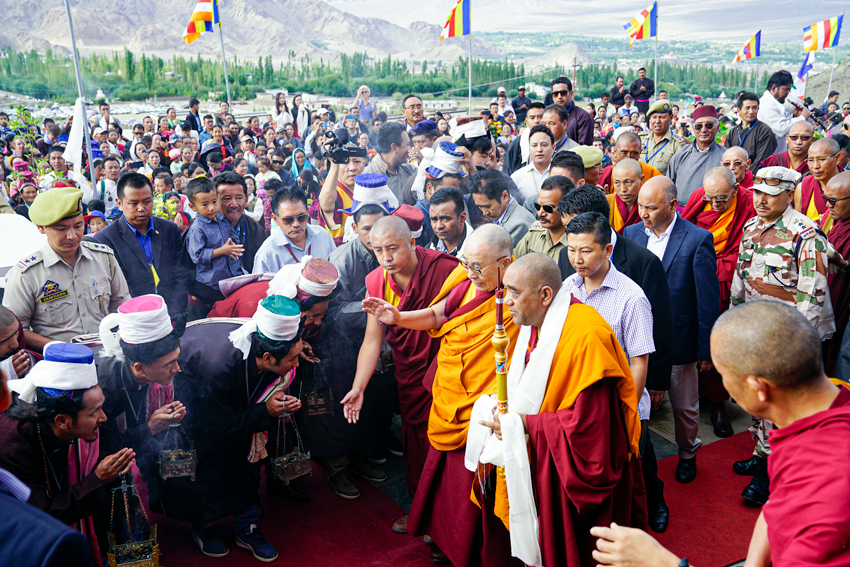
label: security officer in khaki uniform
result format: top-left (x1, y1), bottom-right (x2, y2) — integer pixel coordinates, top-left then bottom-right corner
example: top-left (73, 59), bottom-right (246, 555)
top-left (729, 166), bottom-right (834, 506)
top-left (639, 100), bottom-right (684, 175)
top-left (571, 145), bottom-right (605, 190)
top-left (2, 187), bottom-right (129, 351)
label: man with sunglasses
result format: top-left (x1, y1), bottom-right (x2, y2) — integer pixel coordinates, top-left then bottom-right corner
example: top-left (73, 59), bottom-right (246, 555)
top-left (758, 121), bottom-right (813, 176)
top-left (794, 138), bottom-right (841, 223)
top-left (360, 224), bottom-right (519, 567)
top-left (666, 105), bottom-right (725, 204)
top-left (514, 175), bottom-right (574, 260)
top-left (730, 166), bottom-right (834, 505)
top-left (546, 77), bottom-right (593, 145)
top-left (681, 167), bottom-right (756, 437)
top-left (822, 172), bottom-right (850, 375)
top-left (598, 131), bottom-right (661, 191)
top-left (724, 92), bottom-right (777, 173)
top-left (252, 187), bottom-right (335, 273)
top-left (721, 146), bottom-right (754, 189)
top-left (759, 70), bottom-right (811, 152)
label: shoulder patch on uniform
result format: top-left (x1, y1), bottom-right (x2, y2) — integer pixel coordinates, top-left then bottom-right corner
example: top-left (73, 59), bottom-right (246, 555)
top-left (744, 216), bottom-right (759, 228)
top-left (81, 240), bottom-right (114, 254)
top-left (790, 216), bottom-right (817, 236)
top-left (16, 251), bottom-right (43, 271)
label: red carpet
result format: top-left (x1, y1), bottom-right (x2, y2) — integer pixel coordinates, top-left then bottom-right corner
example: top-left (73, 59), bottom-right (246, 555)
top-left (654, 431), bottom-right (762, 567)
top-left (146, 463), bottom-right (433, 567)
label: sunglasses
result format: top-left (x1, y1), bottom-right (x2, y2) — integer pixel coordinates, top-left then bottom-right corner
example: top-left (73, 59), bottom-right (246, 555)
top-left (826, 194), bottom-right (850, 206)
top-left (702, 193), bottom-right (733, 203)
top-left (272, 160), bottom-right (285, 165)
top-left (277, 213), bottom-right (309, 226)
top-left (692, 122), bottom-right (716, 131)
top-left (788, 135), bottom-right (813, 142)
top-left (533, 202), bottom-right (556, 214)
top-left (722, 161), bottom-right (747, 168)
top-left (753, 176), bottom-right (795, 190)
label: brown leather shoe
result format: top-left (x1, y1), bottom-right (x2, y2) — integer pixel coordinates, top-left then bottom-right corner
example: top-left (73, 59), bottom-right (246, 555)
top-left (392, 514), bottom-right (408, 534)
top-left (430, 545), bottom-right (451, 565)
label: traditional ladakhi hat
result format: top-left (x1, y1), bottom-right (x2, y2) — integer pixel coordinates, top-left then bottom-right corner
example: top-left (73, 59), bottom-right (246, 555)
top-left (339, 173), bottom-right (399, 215)
top-left (692, 105), bottom-right (718, 121)
top-left (28, 186), bottom-right (83, 226)
top-left (411, 141), bottom-right (467, 201)
top-left (98, 295), bottom-right (174, 359)
top-left (450, 116), bottom-right (488, 145)
top-left (10, 343), bottom-right (98, 404)
top-left (229, 295), bottom-right (303, 359)
top-left (410, 120), bottom-right (438, 137)
top-left (392, 204), bottom-right (425, 239)
top-left (267, 256), bottom-right (340, 303)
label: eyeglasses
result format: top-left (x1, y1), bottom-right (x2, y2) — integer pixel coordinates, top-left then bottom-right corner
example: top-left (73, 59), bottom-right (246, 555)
top-left (459, 255), bottom-right (508, 276)
top-left (405, 104), bottom-right (423, 110)
top-left (272, 160), bottom-right (285, 165)
top-left (826, 194), bottom-right (850, 207)
top-left (788, 135), bottom-right (813, 142)
top-left (617, 149), bottom-right (641, 159)
top-left (533, 202), bottom-right (556, 214)
top-left (277, 213), bottom-right (309, 226)
top-left (692, 122), bottom-right (716, 131)
top-left (702, 193), bottom-right (734, 203)
top-left (722, 161), bottom-right (747, 168)
top-left (806, 154), bottom-right (838, 166)
top-left (753, 176), bottom-right (795, 190)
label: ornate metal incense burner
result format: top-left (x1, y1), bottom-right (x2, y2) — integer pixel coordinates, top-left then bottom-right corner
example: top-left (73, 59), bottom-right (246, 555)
top-left (158, 424), bottom-right (197, 481)
top-left (271, 414), bottom-right (312, 484)
top-left (305, 388), bottom-right (333, 416)
top-left (107, 475), bottom-right (159, 567)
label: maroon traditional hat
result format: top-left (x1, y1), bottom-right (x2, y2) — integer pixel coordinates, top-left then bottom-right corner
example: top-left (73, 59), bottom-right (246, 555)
top-left (392, 204), bottom-right (425, 238)
top-left (692, 105), bottom-right (718, 121)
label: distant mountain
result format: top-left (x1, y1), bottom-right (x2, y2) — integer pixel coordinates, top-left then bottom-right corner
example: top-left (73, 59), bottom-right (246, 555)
top-left (522, 43), bottom-right (595, 68)
top-left (0, 0), bottom-right (502, 64)
top-left (325, 0), bottom-right (848, 42)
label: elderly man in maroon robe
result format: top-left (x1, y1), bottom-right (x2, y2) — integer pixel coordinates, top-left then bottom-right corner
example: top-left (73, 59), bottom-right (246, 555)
top-left (681, 167), bottom-right (755, 436)
top-left (340, 213), bottom-right (458, 536)
top-left (821, 172), bottom-right (850, 374)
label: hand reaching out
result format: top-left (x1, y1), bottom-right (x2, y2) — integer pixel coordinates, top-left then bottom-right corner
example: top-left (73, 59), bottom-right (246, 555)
top-left (362, 297), bottom-right (400, 325)
top-left (340, 388), bottom-right (363, 424)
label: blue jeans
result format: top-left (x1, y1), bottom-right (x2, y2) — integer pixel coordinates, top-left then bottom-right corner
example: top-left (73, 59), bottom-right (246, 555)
top-left (192, 505), bottom-right (259, 534)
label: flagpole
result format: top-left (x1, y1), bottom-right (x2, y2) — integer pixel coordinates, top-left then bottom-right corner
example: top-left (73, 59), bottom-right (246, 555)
top-left (217, 20), bottom-right (233, 109)
top-left (63, 0), bottom-right (96, 188)
top-left (468, 3), bottom-right (472, 116)
top-left (654, 37), bottom-right (658, 102)
top-left (827, 44), bottom-right (839, 96)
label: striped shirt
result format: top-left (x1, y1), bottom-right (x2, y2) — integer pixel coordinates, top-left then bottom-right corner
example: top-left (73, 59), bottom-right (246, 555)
top-left (566, 262), bottom-right (655, 419)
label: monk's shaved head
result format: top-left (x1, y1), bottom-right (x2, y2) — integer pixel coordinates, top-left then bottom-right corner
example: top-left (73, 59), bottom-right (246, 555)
top-left (370, 215), bottom-right (412, 241)
top-left (615, 131), bottom-right (641, 149)
top-left (613, 158), bottom-right (641, 178)
top-left (789, 121), bottom-right (815, 137)
top-left (711, 300), bottom-right (823, 391)
top-left (722, 146), bottom-right (748, 162)
top-left (465, 223), bottom-right (513, 258)
top-left (826, 170), bottom-right (850, 197)
top-left (704, 167), bottom-right (736, 191)
top-left (810, 137), bottom-right (840, 156)
top-left (508, 253), bottom-right (563, 295)
top-left (824, 171), bottom-right (850, 220)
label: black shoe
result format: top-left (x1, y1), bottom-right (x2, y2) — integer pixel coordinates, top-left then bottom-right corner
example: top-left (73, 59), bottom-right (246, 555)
top-left (647, 492), bottom-right (670, 533)
top-left (675, 456), bottom-right (697, 484)
top-left (349, 458), bottom-right (388, 483)
top-left (711, 404), bottom-right (734, 438)
top-left (741, 470), bottom-right (770, 505)
top-left (272, 478), bottom-right (310, 503)
top-left (379, 435), bottom-right (404, 457)
top-left (369, 446), bottom-right (388, 465)
top-left (328, 470), bottom-right (360, 500)
top-left (733, 456), bottom-right (765, 476)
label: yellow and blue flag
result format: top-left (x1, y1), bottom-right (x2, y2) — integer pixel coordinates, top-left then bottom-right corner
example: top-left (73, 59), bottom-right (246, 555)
top-left (624, 2), bottom-right (658, 49)
top-left (441, 0), bottom-right (470, 41)
top-left (184, 0), bottom-right (219, 44)
top-left (804, 15), bottom-right (842, 52)
top-left (732, 31), bottom-right (761, 65)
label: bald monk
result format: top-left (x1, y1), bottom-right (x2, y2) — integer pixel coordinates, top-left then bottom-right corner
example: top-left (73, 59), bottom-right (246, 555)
top-left (722, 146), bottom-right (755, 190)
top-left (822, 172), bottom-right (850, 374)
top-left (340, 216), bottom-right (458, 531)
top-left (681, 167), bottom-right (755, 435)
top-left (795, 137), bottom-right (841, 223)
top-left (607, 159), bottom-right (645, 233)
top-left (592, 300), bottom-right (850, 567)
top-left (469, 253), bottom-right (646, 567)
top-left (360, 224), bottom-right (522, 566)
top-left (759, 121), bottom-right (813, 176)
top-left (598, 131), bottom-right (662, 192)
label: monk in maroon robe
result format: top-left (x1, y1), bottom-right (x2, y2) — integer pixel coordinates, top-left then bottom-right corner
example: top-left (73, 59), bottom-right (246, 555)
top-left (822, 172), bottom-right (850, 374)
top-left (759, 122), bottom-right (814, 176)
top-left (341, 216), bottom-right (458, 534)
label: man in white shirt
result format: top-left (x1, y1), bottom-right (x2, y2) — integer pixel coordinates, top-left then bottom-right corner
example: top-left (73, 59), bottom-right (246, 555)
top-left (253, 187), bottom-right (336, 273)
top-left (510, 125), bottom-right (554, 202)
top-left (758, 70), bottom-right (811, 153)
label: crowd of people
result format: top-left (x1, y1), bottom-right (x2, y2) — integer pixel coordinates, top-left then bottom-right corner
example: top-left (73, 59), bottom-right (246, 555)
top-left (0, 66), bottom-right (849, 567)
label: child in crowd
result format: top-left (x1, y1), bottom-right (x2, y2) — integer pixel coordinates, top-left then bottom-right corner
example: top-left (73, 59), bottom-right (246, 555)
top-left (184, 176), bottom-right (244, 319)
top-left (254, 157), bottom-right (280, 187)
top-left (84, 211), bottom-right (107, 234)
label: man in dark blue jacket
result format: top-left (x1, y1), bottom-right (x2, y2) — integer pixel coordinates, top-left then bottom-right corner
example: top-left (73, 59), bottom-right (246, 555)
top-left (625, 177), bottom-right (720, 487)
top-left (95, 173), bottom-right (190, 333)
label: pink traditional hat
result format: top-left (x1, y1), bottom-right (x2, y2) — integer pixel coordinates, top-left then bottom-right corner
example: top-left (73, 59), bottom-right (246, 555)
top-left (99, 294), bottom-right (173, 357)
top-left (268, 256), bottom-right (340, 302)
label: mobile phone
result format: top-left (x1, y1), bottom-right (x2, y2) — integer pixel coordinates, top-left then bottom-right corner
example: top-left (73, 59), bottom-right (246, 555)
top-left (129, 161), bottom-right (144, 169)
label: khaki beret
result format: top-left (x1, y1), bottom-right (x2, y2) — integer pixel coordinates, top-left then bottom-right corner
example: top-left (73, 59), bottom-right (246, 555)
top-left (571, 145), bottom-right (604, 168)
top-left (29, 187), bottom-right (84, 226)
top-left (647, 100), bottom-right (673, 117)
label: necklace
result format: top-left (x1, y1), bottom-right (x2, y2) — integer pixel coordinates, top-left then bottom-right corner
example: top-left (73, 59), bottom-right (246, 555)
top-left (120, 365), bottom-right (147, 426)
top-left (246, 359), bottom-right (269, 402)
top-left (36, 423), bottom-right (63, 501)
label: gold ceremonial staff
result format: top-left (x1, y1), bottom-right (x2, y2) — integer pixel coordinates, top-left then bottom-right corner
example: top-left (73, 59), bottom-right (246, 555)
top-left (492, 270), bottom-right (510, 477)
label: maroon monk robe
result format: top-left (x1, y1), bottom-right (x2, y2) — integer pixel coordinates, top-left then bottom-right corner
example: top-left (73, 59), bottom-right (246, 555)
top-left (599, 165), bottom-right (613, 193)
top-left (208, 281), bottom-right (268, 318)
top-left (764, 384), bottom-right (850, 566)
top-left (740, 169), bottom-right (754, 190)
top-left (799, 175), bottom-right (828, 218)
top-left (364, 246), bottom-right (458, 496)
top-left (759, 151), bottom-right (810, 176)
top-left (824, 218), bottom-right (850, 374)
top-left (527, 377), bottom-right (648, 567)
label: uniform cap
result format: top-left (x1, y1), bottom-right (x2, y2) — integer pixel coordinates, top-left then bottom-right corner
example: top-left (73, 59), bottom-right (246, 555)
top-left (752, 166), bottom-right (801, 196)
top-left (571, 145), bottom-right (603, 168)
top-left (647, 100), bottom-right (673, 117)
top-left (29, 186), bottom-right (84, 226)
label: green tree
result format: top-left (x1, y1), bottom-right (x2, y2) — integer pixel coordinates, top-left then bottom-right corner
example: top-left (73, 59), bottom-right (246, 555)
top-left (124, 47), bottom-right (136, 82)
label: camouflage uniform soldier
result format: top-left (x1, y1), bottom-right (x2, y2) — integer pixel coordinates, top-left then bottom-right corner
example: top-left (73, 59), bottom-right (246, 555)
top-left (639, 100), bottom-right (684, 175)
top-left (729, 166), bottom-right (835, 506)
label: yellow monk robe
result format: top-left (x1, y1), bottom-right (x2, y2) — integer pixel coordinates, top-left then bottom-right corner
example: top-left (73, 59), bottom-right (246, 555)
top-left (606, 193), bottom-right (642, 234)
top-left (426, 265), bottom-right (520, 451)
top-left (318, 182), bottom-right (354, 245)
top-left (704, 194), bottom-right (738, 256)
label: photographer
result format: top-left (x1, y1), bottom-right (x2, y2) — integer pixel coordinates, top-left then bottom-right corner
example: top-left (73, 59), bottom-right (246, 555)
top-left (318, 131), bottom-right (369, 245)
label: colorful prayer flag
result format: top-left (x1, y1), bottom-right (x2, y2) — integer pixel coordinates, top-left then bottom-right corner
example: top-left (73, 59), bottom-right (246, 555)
top-left (803, 15), bottom-right (843, 52)
top-left (731, 31), bottom-right (761, 65)
top-left (183, 0), bottom-right (220, 45)
top-left (623, 2), bottom-right (658, 49)
top-left (440, 0), bottom-right (470, 41)
top-left (798, 51), bottom-right (815, 81)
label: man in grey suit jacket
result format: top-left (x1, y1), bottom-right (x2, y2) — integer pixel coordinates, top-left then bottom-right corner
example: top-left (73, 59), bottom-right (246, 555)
top-left (469, 169), bottom-right (535, 247)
